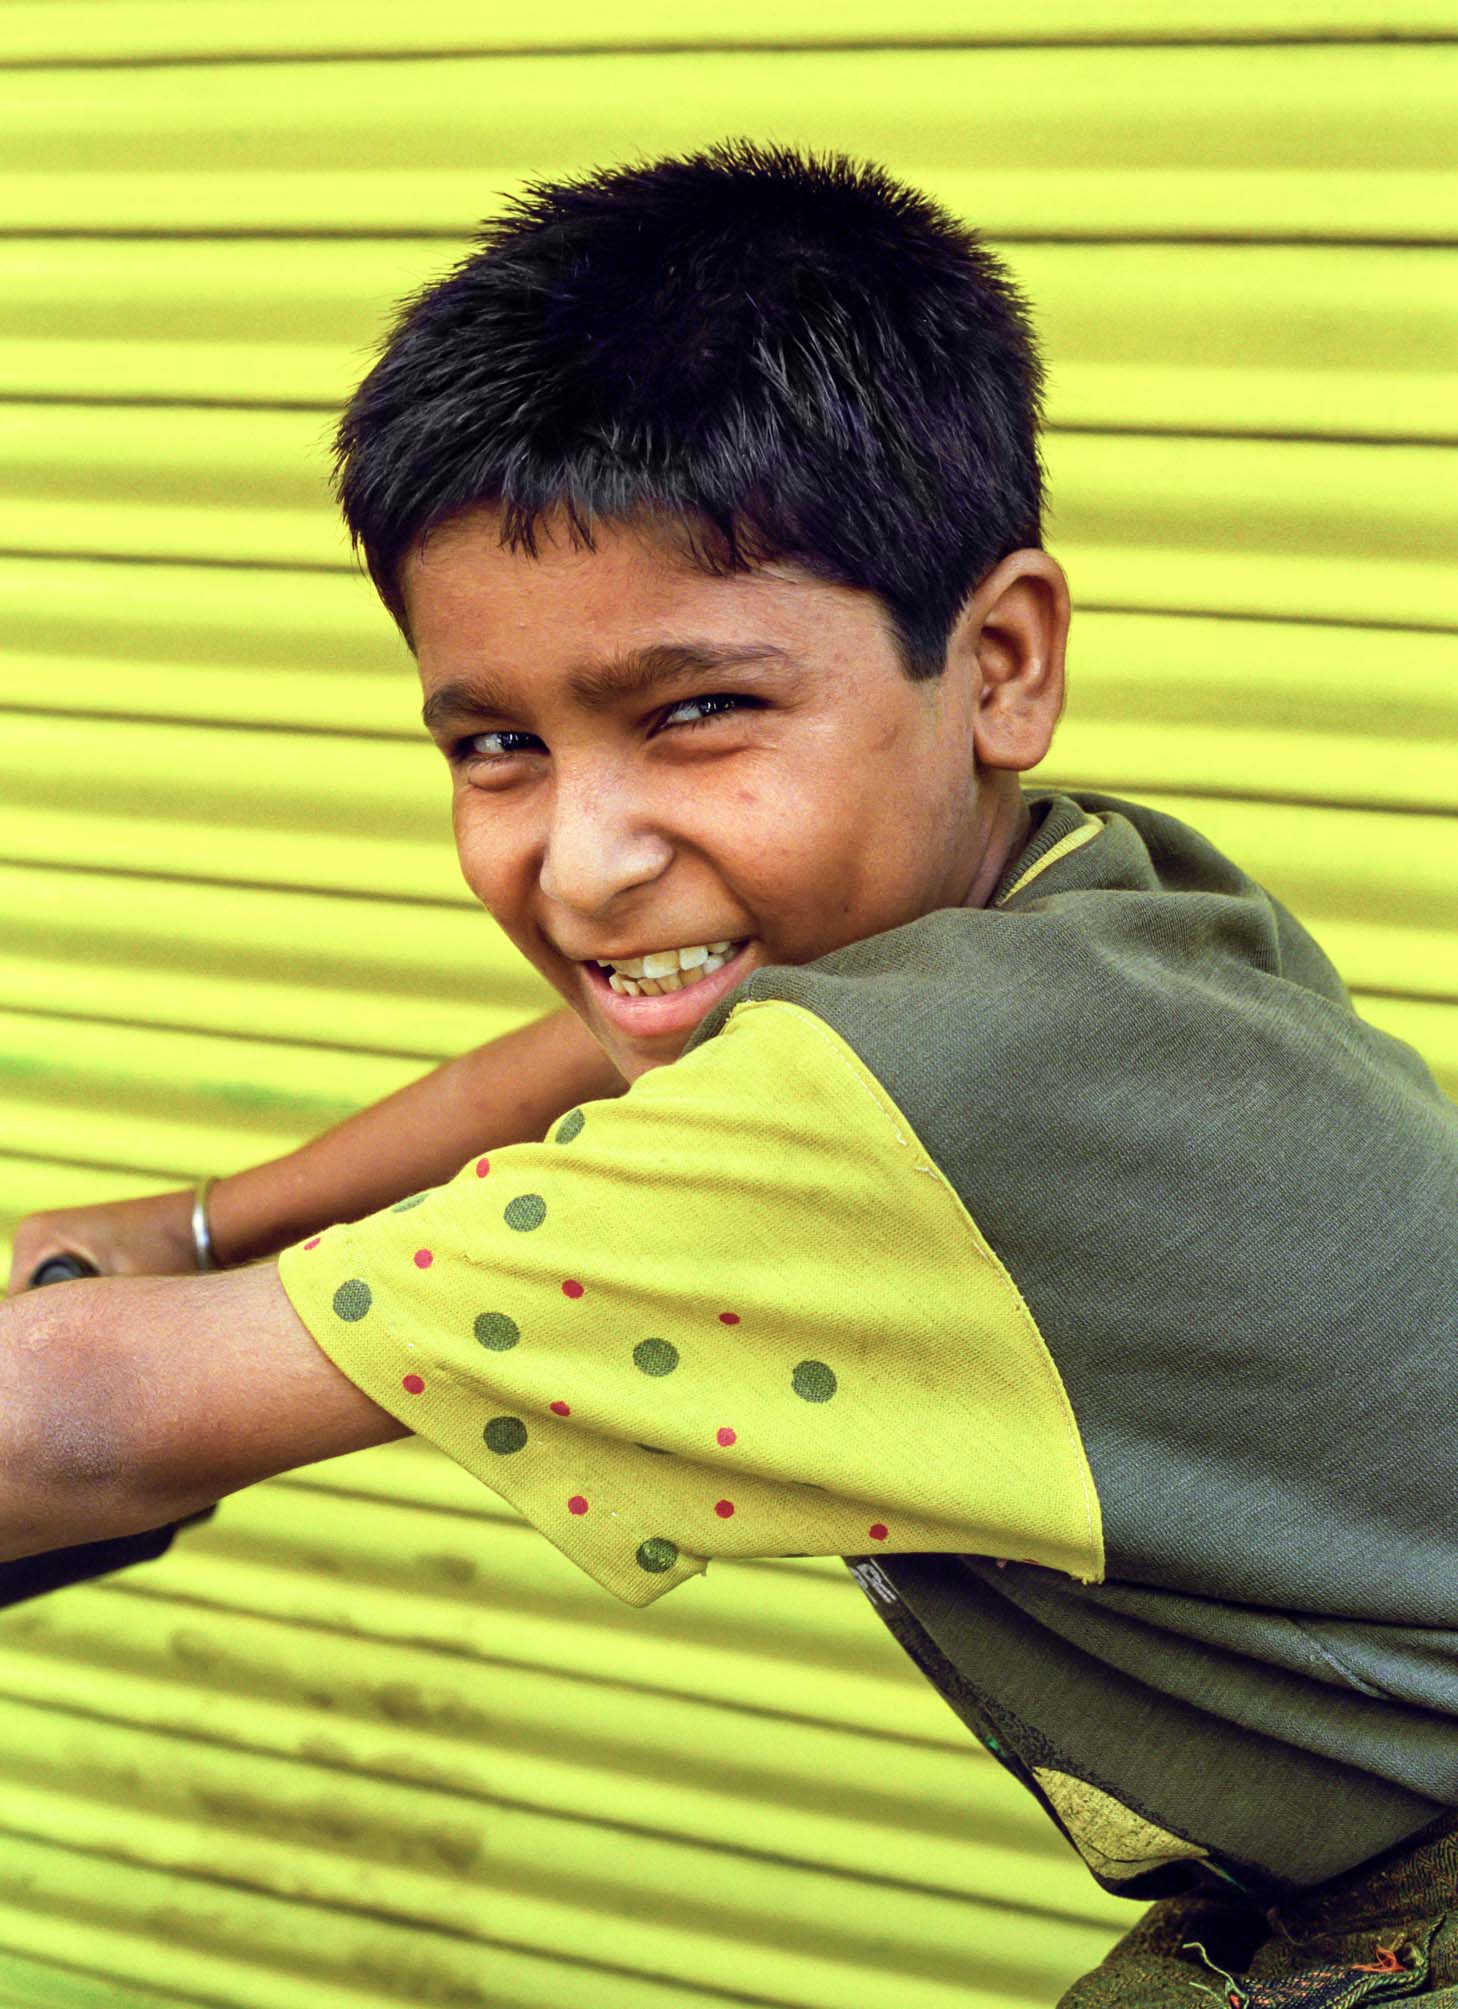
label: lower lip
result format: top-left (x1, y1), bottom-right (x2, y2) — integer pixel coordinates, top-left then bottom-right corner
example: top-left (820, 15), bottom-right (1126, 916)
top-left (582, 943), bottom-right (755, 1039)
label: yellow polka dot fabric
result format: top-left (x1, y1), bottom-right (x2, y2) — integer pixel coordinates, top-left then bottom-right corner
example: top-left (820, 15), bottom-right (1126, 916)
top-left (276, 1000), bottom-right (1104, 1607)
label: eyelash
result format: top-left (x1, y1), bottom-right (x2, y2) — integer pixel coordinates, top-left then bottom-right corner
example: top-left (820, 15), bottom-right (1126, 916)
top-left (451, 692), bottom-right (757, 763)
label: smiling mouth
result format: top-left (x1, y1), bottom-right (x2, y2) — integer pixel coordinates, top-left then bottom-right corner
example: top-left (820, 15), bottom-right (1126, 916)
top-left (580, 939), bottom-right (754, 1031)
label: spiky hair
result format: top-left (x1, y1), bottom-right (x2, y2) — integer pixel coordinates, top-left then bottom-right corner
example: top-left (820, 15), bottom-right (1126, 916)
top-left (333, 138), bottom-right (1046, 679)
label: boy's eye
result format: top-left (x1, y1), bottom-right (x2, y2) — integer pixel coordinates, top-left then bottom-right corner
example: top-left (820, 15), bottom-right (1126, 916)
top-left (455, 729), bottom-right (543, 761)
top-left (659, 692), bottom-right (756, 730)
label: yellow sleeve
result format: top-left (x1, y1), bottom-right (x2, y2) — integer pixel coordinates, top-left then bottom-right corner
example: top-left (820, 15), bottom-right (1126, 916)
top-left (276, 999), bottom-right (1103, 1607)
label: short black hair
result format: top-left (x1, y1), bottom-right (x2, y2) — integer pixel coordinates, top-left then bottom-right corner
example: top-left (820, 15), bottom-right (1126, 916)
top-left (334, 138), bottom-right (1045, 681)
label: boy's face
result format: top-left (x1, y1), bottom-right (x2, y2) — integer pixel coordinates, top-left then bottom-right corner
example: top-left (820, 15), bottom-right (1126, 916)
top-left (405, 505), bottom-right (1065, 1082)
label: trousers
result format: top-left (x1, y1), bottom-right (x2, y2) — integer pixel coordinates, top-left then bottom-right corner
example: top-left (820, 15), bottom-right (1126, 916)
top-left (1060, 1811), bottom-right (1458, 2007)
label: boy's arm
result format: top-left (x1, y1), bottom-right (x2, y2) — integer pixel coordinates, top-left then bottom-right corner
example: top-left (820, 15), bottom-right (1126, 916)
top-left (0, 997), bottom-right (1102, 1598)
top-left (208, 1007), bottom-right (625, 1266)
top-left (0, 1263), bottom-right (400, 1561)
top-left (6, 1007), bottom-right (624, 1292)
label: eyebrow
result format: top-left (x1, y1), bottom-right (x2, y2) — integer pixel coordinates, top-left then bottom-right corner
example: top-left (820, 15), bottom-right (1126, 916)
top-left (420, 639), bottom-right (796, 736)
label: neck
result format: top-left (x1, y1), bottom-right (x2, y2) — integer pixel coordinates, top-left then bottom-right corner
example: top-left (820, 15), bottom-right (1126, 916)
top-left (960, 783), bottom-right (1032, 910)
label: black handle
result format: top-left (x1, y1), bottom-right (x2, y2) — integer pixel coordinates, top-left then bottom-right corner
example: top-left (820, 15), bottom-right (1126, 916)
top-left (27, 1252), bottom-right (101, 1288)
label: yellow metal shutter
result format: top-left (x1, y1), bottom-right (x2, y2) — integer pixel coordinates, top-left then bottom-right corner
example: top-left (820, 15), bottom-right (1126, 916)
top-left (0, 7), bottom-right (1453, 2003)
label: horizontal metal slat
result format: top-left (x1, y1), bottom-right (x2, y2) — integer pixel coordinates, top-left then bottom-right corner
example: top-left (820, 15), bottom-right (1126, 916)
top-left (0, 1468), bottom-right (1132, 2005)
top-left (0, 863), bottom-right (551, 1058)
top-left (0, 1946), bottom-right (177, 2009)
top-left (0, 1822), bottom-right (1103, 2009)
top-left (0, 712), bottom-right (465, 902)
top-left (1046, 626), bottom-right (1458, 817)
top-left (4, 407), bottom-right (1455, 629)
top-left (0, 554), bottom-right (417, 733)
top-left (4, 0), bottom-right (1456, 66)
top-left (2, 45), bottom-right (1453, 238)
top-left (0, 1824), bottom-right (761, 2009)
top-left (0, 1005), bottom-right (422, 1175)
top-left (0, 1540), bottom-right (1116, 1925)
top-left (0, 1701), bottom-right (1120, 2009)
top-left (3, 239), bottom-right (1453, 443)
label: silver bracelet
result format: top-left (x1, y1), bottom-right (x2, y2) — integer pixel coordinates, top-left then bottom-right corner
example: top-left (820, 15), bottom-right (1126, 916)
top-left (191, 1176), bottom-right (219, 1272)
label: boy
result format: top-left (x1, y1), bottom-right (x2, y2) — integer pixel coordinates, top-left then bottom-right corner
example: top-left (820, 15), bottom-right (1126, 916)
top-left (6, 141), bottom-right (1458, 2003)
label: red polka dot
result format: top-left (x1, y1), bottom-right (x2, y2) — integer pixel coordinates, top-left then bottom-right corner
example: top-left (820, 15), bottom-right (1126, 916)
top-left (869, 1523), bottom-right (888, 1541)
top-left (475, 1157), bottom-right (491, 1178)
top-left (402, 1373), bottom-right (425, 1395)
top-left (714, 1500), bottom-right (735, 1518)
top-left (413, 1249), bottom-right (433, 1269)
top-left (550, 1400), bottom-right (571, 1417)
top-left (568, 1495), bottom-right (589, 1515)
top-left (718, 1311), bottom-right (740, 1325)
top-left (303, 1236), bottom-right (321, 1251)
top-left (716, 1427), bottom-right (737, 1448)
top-left (562, 1278), bottom-right (584, 1299)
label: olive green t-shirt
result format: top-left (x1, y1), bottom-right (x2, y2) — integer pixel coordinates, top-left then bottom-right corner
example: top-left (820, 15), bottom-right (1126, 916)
top-left (279, 788), bottom-right (1458, 1903)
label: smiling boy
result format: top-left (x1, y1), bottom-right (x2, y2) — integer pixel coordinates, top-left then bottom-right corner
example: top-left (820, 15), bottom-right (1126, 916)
top-left (406, 505), bottom-right (1050, 1084)
top-left (6, 141), bottom-right (1458, 2001)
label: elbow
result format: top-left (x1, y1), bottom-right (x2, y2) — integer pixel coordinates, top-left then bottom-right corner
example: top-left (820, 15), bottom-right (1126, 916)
top-left (0, 1285), bottom-right (152, 1559)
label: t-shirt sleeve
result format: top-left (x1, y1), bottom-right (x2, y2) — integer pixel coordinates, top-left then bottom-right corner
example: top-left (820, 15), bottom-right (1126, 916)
top-left (276, 998), bottom-right (1104, 1607)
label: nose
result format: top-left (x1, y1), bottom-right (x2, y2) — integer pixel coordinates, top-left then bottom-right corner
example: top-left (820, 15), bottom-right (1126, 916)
top-left (537, 768), bottom-right (673, 918)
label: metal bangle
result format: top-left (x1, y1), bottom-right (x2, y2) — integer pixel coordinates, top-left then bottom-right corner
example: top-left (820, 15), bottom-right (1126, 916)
top-left (191, 1176), bottom-right (219, 1272)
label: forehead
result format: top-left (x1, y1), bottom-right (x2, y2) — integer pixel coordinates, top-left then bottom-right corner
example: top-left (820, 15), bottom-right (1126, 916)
top-left (399, 503), bottom-right (884, 676)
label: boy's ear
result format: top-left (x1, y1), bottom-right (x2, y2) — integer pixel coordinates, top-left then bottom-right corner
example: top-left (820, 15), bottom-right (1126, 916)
top-left (957, 550), bottom-right (1070, 774)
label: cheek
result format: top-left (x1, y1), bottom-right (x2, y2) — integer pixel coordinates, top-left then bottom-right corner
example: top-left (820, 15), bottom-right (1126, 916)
top-left (452, 799), bottom-right (529, 928)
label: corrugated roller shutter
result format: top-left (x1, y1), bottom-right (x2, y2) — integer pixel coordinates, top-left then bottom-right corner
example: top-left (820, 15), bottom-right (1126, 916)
top-left (0, 6), bottom-right (1453, 2003)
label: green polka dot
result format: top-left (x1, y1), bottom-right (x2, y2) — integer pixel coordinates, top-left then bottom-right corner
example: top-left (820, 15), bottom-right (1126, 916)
top-left (474, 1312), bottom-right (520, 1352)
top-left (636, 1537), bottom-right (678, 1574)
top-left (483, 1416), bottom-right (528, 1455)
top-left (332, 1279), bottom-right (372, 1322)
top-left (391, 1192), bottom-right (428, 1212)
top-left (633, 1338), bottom-right (679, 1378)
top-left (504, 1193), bottom-right (547, 1232)
top-left (554, 1108), bottom-right (585, 1144)
top-left (792, 1359), bottom-right (837, 1402)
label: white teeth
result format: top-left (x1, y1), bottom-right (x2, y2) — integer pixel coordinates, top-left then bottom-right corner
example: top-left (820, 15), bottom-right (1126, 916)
top-left (598, 938), bottom-right (743, 989)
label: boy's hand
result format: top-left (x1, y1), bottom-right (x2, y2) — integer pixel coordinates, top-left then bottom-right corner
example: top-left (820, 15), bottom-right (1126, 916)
top-left (6, 1189), bottom-right (198, 1297)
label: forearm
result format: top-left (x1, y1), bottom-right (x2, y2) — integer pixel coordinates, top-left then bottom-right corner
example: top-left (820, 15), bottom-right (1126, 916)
top-left (208, 1007), bottom-right (624, 1266)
